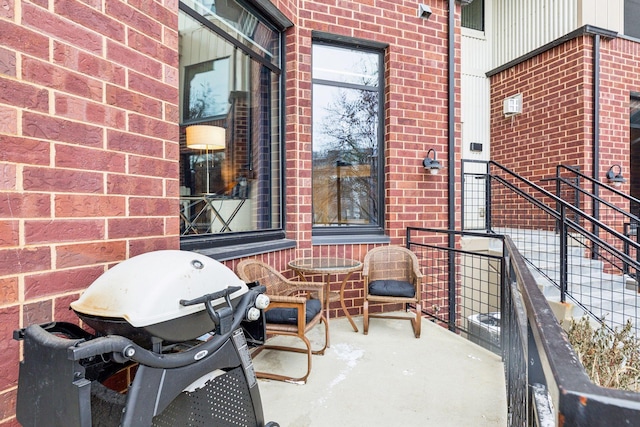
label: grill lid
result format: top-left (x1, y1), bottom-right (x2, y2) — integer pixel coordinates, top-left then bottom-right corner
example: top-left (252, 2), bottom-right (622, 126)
top-left (70, 250), bottom-right (247, 328)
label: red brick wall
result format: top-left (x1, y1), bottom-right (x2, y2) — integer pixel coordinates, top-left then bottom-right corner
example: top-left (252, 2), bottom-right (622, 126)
top-left (0, 0), bottom-right (459, 423)
top-left (491, 36), bottom-right (594, 181)
top-left (280, 0), bottom-right (457, 245)
top-left (270, 0), bottom-right (458, 319)
top-left (489, 33), bottom-right (640, 246)
top-left (596, 37), bottom-right (640, 245)
top-left (490, 36), bottom-right (593, 232)
top-left (598, 37), bottom-right (640, 220)
top-left (0, 1), bottom-right (179, 424)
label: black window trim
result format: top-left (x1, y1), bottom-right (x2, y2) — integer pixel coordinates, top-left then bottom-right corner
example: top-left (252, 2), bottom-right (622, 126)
top-left (178, 0), bottom-right (291, 258)
top-left (311, 33), bottom-right (388, 238)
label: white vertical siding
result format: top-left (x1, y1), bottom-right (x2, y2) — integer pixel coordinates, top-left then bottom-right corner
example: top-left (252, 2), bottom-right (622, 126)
top-left (461, 31), bottom-right (491, 164)
top-left (492, 0), bottom-right (578, 67)
top-left (461, 3), bottom-right (493, 227)
top-left (579, 0), bottom-right (624, 32)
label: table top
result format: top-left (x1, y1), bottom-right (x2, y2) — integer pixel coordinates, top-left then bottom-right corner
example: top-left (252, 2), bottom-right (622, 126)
top-left (288, 257), bottom-right (362, 274)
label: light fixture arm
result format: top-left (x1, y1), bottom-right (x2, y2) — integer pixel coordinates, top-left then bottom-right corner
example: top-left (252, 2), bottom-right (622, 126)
top-left (605, 164), bottom-right (625, 187)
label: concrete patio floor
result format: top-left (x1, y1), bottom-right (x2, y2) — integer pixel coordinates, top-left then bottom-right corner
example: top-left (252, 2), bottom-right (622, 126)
top-left (255, 314), bottom-right (508, 427)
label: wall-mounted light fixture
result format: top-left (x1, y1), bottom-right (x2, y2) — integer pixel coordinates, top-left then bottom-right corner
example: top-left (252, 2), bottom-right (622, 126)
top-left (503, 94), bottom-right (522, 117)
top-left (605, 164), bottom-right (626, 187)
top-left (417, 4), bottom-right (432, 19)
top-left (423, 149), bottom-right (443, 175)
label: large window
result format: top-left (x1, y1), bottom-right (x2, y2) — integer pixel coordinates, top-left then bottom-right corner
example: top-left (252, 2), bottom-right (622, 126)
top-left (178, 0), bottom-right (289, 253)
top-left (311, 38), bottom-right (385, 237)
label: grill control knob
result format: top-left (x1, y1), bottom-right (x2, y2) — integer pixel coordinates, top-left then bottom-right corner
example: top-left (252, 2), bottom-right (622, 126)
top-left (255, 294), bottom-right (270, 310)
top-left (246, 307), bottom-right (261, 321)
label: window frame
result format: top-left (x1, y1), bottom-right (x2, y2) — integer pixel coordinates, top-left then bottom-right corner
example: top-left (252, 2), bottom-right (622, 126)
top-left (461, 0), bottom-right (485, 33)
top-left (310, 32), bottom-right (388, 242)
top-left (178, 1), bottom-right (294, 259)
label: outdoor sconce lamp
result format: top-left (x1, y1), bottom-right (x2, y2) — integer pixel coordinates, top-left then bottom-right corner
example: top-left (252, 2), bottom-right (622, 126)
top-left (423, 149), bottom-right (443, 175)
top-left (605, 164), bottom-right (626, 187)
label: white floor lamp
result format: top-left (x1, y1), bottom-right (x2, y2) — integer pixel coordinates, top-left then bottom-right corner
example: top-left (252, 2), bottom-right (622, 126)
top-left (186, 125), bottom-right (226, 194)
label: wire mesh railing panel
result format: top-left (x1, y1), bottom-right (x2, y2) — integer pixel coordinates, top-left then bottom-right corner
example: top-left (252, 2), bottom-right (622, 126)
top-left (408, 228), bottom-right (503, 354)
top-left (408, 224), bottom-right (640, 426)
top-left (480, 161), bottom-right (640, 335)
top-left (462, 160), bottom-right (490, 231)
top-left (503, 271), bottom-right (528, 427)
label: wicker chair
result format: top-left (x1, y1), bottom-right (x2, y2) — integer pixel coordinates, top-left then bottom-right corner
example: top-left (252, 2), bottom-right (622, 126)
top-left (362, 246), bottom-right (424, 338)
top-left (236, 259), bottom-right (329, 384)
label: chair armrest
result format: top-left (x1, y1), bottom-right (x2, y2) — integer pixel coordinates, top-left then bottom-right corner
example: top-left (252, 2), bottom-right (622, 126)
top-left (267, 295), bottom-right (308, 306)
top-left (282, 282), bottom-right (325, 307)
top-left (411, 263), bottom-right (424, 282)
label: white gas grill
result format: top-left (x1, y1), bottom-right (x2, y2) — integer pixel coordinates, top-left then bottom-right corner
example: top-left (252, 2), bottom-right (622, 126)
top-left (14, 250), bottom-right (277, 427)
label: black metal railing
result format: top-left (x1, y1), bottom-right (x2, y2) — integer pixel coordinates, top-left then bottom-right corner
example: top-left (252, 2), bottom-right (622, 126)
top-left (407, 227), bottom-right (504, 353)
top-left (554, 164), bottom-right (640, 279)
top-left (462, 160), bottom-right (640, 335)
top-left (409, 227), bottom-right (640, 426)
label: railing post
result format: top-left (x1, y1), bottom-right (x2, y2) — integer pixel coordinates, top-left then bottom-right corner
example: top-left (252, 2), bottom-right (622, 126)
top-left (555, 165), bottom-right (561, 233)
top-left (560, 204), bottom-right (568, 303)
top-left (447, 238), bottom-right (456, 332)
top-left (485, 166), bottom-right (492, 231)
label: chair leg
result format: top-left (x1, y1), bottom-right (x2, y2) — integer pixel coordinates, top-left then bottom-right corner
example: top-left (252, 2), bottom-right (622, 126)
top-left (311, 315), bottom-right (329, 356)
top-left (253, 334), bottom-right (314, 384)
top-left (363, 300), bottom-right (369, 335)
top-left (413, 303), bottom-right (422, 338)
top-left (252, 318), bottom-right (329, 384)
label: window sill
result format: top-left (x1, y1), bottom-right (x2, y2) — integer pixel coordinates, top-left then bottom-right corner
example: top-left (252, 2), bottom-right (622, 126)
top-left (195, 238), bottom-right (296, 262)
top-left (312, 234), bottom-right (390, 246)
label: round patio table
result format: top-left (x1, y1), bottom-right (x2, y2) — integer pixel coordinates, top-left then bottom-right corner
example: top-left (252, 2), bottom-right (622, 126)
top-left (288, 257), bottom-right (362, 335)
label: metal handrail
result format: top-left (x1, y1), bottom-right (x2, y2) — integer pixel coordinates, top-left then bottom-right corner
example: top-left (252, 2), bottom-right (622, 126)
top-left (504, 236), bottom-right (640, 426)
top-left (407, 226), bottom-right (640, 425)
top-left (489, 161), bottom-right (640, 256)
top-left (557, 164), bottom-right (640, 212)
top-left (493, 174), bottom-right (640, 270)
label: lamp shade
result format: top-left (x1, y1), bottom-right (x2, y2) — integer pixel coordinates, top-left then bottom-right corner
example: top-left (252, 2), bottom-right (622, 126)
top-left (186, 125), bottom-right (226, 150)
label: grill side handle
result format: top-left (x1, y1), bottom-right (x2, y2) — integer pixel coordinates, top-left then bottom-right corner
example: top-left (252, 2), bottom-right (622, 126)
top-left (180, 285), bottom-right (242, 335)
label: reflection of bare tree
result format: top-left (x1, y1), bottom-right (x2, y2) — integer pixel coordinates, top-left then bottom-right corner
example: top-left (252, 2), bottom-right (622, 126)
top-left (314, 87), bottom-right (378, 225)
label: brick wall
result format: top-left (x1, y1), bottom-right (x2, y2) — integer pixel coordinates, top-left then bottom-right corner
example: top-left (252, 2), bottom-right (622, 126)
top-left (489, 33), bottom-right (640, 250)
top-left (272, 0), bottom-right (457, 319)
top-left (279, 0), bottom-right (456, 246)
top-left (0, 1), bottom-right (179, 424)
top-left (0, 0), bottom-right (459, 423)
top-left (490, 36), bottom-right (593, 232)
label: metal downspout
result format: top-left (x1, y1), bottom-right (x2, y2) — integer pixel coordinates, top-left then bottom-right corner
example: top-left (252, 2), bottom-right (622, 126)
top-left (592, 34), bottom-right (601, 254)
top-left (448, 0), bottom-right (456, 233)
top-left (447, 0), bottom-right (456, 331)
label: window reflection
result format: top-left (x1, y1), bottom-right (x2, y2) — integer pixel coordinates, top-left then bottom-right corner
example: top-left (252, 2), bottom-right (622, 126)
top-left (312, 43), bottom-right (382, 229)
top-left (178, 4), bottom-right (281, 236)
top-left (312, 44), bottom-right (379, 85)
